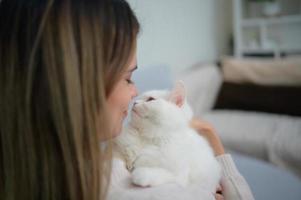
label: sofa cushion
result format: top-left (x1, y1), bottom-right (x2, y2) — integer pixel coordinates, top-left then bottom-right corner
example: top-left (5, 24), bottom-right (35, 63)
top-left (222, 57), bottom-right (301, 86)
top-left (203, 110), bottom-right (301, 178)
top-left (213, 82), bottom-right (301, 117)
top-left (180, 64), bottom-right (222, 116)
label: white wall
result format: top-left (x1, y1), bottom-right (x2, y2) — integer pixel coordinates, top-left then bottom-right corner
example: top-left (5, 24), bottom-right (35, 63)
top-left (127, 0), bottom-right (232, 74)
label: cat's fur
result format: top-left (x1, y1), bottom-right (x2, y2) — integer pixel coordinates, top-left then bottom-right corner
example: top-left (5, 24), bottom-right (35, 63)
top-left (113, 82), bottom-right (221, 192)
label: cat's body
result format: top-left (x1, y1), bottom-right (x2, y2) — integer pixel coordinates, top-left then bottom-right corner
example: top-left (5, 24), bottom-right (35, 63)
top-left (113, 82), bottom-right (221, 192)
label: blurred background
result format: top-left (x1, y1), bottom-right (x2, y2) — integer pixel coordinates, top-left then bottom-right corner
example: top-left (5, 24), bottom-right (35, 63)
top-left (128, 0), bottom-right (232, 73)
top-left (129, 0), bottom-right (301, 73)
top-left (128, 0), bottom-right (301, 199)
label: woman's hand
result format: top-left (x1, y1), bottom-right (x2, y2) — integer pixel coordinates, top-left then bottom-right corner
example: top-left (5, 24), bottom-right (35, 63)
top-left (190, 117), bottom-right (225, 156)
top-left (215, 193), bottom-right (224, 200)
top-left (215, 185), bottom-right (224, 200)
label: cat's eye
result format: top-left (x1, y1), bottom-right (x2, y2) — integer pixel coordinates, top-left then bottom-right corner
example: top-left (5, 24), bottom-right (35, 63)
top-left (146, 97), bottom-right (155, 102)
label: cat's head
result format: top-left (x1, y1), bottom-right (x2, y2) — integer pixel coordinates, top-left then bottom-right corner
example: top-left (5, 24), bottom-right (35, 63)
top-left (129, 81), bottom-right (193, 133)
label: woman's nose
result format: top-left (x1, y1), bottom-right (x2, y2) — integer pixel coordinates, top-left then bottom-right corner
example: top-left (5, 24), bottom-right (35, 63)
top-left (132, 85), bottom-right (138, 99)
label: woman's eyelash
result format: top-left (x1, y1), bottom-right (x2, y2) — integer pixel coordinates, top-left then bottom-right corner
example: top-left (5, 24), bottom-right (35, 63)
top-left (126, 79), bottom-right (134, 84)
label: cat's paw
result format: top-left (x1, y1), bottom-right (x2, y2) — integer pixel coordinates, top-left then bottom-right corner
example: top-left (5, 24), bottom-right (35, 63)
top-left (131, 167), bottom-right (173, 187)
top-left (132, 168), bottom-right (154, 187)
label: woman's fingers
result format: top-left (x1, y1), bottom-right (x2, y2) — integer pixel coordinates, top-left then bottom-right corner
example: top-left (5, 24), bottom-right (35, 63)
top-left (215, 193), bottom-right (224, 200)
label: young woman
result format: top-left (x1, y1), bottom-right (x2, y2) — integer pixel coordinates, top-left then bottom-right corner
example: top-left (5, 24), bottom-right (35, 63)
top-left (0, 0), bottom-right (139, 199)
top-left (0, 0), bottom-right (254, 199)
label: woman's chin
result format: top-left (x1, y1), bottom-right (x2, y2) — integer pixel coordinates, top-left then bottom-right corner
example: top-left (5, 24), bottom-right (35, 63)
top-left (111, 125), bottom-right (122, 138)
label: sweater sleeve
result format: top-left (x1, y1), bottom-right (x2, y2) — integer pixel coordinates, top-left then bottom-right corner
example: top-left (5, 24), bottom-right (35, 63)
top-left (216, 154), bottom-right (255, 200)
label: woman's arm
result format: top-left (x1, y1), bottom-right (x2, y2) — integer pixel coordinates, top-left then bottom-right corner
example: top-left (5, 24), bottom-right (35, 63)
top-left (190, 118), bottom-right (255, 200)
top-left (217, 154), bottom-right (255, 200)
top-left (190, 118), bottom-right (225, 156)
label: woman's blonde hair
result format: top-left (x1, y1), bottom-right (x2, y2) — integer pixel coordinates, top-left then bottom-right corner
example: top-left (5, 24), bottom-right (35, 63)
top-left (0, 0), bottom-right (139, 199)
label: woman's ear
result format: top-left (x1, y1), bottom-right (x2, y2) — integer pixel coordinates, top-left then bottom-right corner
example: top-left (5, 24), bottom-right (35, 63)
top-left (168, 81), bottom-right (186, 107)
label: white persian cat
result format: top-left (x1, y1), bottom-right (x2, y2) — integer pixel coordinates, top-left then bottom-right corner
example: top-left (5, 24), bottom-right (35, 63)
top-left (113, 81), bottom-right (221, 193)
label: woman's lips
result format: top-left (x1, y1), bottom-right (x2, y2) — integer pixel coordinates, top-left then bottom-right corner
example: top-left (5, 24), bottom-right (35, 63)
top-left (123, 110), bottom-right (128, 118)
top-left (132, 107), bottom-right (141, 117)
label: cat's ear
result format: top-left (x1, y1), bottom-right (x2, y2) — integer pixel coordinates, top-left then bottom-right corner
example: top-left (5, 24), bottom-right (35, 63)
top-left (168, 81), bottom-right (185, 107)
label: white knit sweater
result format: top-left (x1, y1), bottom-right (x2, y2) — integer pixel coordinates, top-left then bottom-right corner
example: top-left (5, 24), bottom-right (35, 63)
top-left (107, 154), bottom-right (254, 200)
